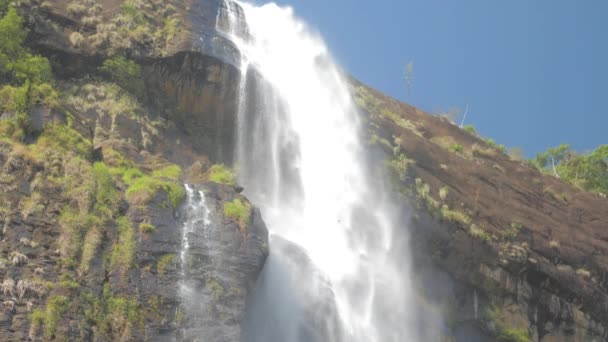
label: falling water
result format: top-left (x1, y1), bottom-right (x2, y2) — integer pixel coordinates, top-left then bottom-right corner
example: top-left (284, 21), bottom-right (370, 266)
top-left (217, 1), bottom-right (434, 341)
top-left (179, 185), bottom-right (213, 339)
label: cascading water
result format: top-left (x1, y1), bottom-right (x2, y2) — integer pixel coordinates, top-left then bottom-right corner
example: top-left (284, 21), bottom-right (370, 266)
top-left (216, 1), bottom-right (442, 341)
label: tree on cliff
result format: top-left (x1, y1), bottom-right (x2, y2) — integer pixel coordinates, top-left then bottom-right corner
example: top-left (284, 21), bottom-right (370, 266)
top-left (534, 144), bottom-right (608, 193)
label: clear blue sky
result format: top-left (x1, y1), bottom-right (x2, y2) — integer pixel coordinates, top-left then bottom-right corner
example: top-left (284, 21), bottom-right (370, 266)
top-left (253, 0), bottom-right (607, 156)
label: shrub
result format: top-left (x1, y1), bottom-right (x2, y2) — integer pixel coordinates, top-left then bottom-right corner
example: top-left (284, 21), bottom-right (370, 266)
top-left (125, 175), bottom-right (185, 208)
top-left (139, 223), bottom-right (156, 233)
top-left (449, 143), bottom-right (464, 153)
top-left (34, 123), bottom-right (92, 158)
top-left (208, 164), bottom-right (235, 185)
top-left (463, 124), bottom-right (477, 135)
top-left (224, 198), bottom-right (251, 231)
top-left (152, 164), bottom-right (182, 181)
top-left (99, 56), bottom-right (143, 96)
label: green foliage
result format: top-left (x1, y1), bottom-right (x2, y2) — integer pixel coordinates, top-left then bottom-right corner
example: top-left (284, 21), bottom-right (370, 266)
top-left (152, 164), bottom-right (182, 181)
top-left (110, 217), bottom-right (136, 276)
top-left (125, 175), bottom-right (185, 208)
top-left (485, 307), bottom-right (531, 342)
top-left (84, 284), bottom-right (142, 339)
top-left (157, 254), bottom-right (175, 277)
top-left (208, 164), bottom-right (235, 185)
top-left (33, 122), bottom-right (92, 158)
top-left (440, 204), bottom-right (472, 225)
top-left (139, 223), bottom-right (157, 234)
top-left (0, 6), bottom-right (58, 119)
top-left (30, 295), bottom-right (70, 338)
top-left (224, 198), bottom-right (252, 231)
top-left (449, 143), bottom-right (464, 153)
top-left (469, 224), bottom-right (490, 241)
top-left (388, 153), bottom-right (412, 181)
top-left (503, 221), bottom-right (522, 239)
top-left (534, 144), bottom-right (608, 194)
top-left (99, 56), bottom-right (143, 96)
top-left (463, 124), bottom-right (477, 135)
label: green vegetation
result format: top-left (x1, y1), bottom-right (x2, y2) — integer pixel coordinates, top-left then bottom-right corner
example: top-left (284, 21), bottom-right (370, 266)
top-left (82, 285), bottom-right (142, 339)
top-left (415, 179), bottom-right (440, 209)
top-left (206, 278), bottom-right (224, 300)
top-left (440, 205), bottom-right (472, 226)
top-left (224, 198), bottom-right (252, 231)
top-left (463, 124), bottom-right (477, 135)
top-left (532, 144), bottom-right (608, 194)
top-left (449, 143), bottom-right (464, 153)
top-left (0, 6), bottom-right (59, 140)
top-left (469, 224), bottom-right (490, 241)
top-left (157, 254), bottom-right (175, 277)
top-left (503, 221), bottom-right (522, 240)
top-left (485, 307), bottom-right (531, 342)
top-left (33, 122), bottom-right (93, 158)
top-left (139, 223), bottom-right (157, 234)
top-left (388, 152), bottom-right (413, 181)
top-left (208, 164), bottom-right (235, 185)
top-left (120, 164), bottom-right (184, 208)
top-left (99, 56), bottom-right (143, 97)
top-left (30, 295), bottom-right (69, 338)
top-left (354, 86), bottom-right (422, 136)
top-left (439, 186), bottom-right (449, 201)
top-left (110, 217), bottom-right (136, 277)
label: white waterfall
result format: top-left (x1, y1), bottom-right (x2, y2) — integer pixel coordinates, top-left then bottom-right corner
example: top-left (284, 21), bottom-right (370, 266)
top-left (218, 1), bottom-right (429, 341)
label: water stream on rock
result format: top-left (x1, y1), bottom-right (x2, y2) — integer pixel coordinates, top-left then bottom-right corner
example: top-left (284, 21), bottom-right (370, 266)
top-left (217, 1), bottom-right (433, 341)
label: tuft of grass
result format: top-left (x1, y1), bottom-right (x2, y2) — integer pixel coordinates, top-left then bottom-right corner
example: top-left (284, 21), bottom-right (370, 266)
top-left (110, 217), bottom-right (136, 277)
top-left (449, 144), bottom-right (464, 153)
top-left (30, 295), bottom-right (69, 339)
top-left (139, 223), bottom-right (157, 234)
top-left (439, 186), bottom-right (449, 201)
top-left (208, 164), bottom-right (235, 185)
top-left (33, 122), bottom-right (92, 158)
top-left (125, 176), bottom-right (185, 208)
top-left (157, 254), bottom-right (175, 277)
top-left (440, 205), bottom-right (472, 225)
top-left (469, 224), bottom-right (490, 241)
top-left (151, 164), bottom-right (181, 181)
top-left (224, 198), bottom-right (252, 232)
top-left (503, 221), bottom-right (522, 240)
top-left (463, 124), bottom-right (477, 135)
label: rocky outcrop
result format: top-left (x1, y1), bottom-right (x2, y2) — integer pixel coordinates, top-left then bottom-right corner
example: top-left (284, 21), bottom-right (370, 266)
top-left (179, 183), bottom-right (268, 342)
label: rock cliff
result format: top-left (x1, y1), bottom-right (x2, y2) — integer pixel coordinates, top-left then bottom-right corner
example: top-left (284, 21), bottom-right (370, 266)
top-left (0, 0), bottom-right (606, 341)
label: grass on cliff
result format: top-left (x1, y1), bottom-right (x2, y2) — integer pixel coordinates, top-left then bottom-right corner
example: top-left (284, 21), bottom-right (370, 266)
top-left (114, 164), bottom-right (184, 208)
top-left (208, 164), bottom-right (235, 185)
top-left (110, 217), bottom-right (136, 278)
top-left (29, 295), bottom-right (69, 339)
top-left (224, 198), bottom-right (252, 232)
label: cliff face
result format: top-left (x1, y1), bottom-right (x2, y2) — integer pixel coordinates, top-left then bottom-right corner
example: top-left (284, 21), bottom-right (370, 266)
top-left (353, 82), bottom-right (608, 341)
top-left (1, 0), bottom-right (607, 341)
top-left (0, 1), bottom-right (267, 340)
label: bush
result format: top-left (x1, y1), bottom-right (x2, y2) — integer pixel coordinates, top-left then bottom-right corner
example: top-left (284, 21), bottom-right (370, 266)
top-left (152, 164), bottom-right (182, 181)
top-left (463, 124), bottom-right (477, 135)
top-left (99, 56), bottom-right (143, 96)
top-left (449, 143), bottom-right (464, 153)
top-left (224, 198), bottom-right (251, 231)
top-left (139, 223), bottom-right (156, 233)
top-left (208, 164), bottom-right (235, 185)
top-left (125, 175), bottom-right (185, 208)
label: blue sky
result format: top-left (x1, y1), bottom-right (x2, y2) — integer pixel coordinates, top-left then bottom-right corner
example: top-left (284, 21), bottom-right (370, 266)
top-left (254, 0), bottom-right (607, 156)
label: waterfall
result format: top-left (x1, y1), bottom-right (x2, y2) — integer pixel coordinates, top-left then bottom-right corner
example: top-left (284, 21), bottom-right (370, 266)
top-left (179, 185), bottom-right (212, 340)
top-left (217, 1), bottom-right (430, 341)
